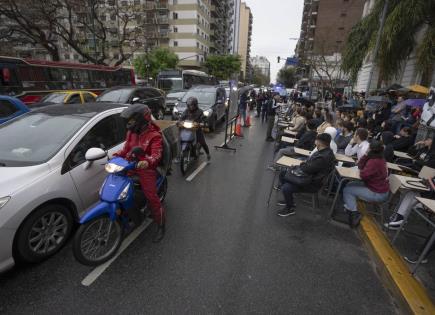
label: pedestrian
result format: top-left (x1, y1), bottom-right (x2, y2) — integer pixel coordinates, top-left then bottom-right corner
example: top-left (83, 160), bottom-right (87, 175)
top-left (265, 95), bottom-right (280, 142)
top-left (239, 90), bottom-right (249, 126)
top-left (343, 140), bottom-right (390, 228)
top-left (261, 92), bottom-right (270, 123)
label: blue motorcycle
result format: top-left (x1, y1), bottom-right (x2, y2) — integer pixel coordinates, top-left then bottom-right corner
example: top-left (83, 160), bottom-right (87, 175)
top-left (73, 142), bottom-right (170, 266)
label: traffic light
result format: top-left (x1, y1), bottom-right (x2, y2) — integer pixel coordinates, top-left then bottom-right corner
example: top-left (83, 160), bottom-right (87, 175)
top-left (277, 56), bottom-right (281, 63)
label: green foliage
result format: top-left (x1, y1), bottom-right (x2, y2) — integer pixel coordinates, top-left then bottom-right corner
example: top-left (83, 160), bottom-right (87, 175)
top-left (203, 54), bottom-right (241, 80)
top-left (133, 48), bottom-right (179, 79)
top-left (341, 0), bottom-right (435, 83)
top-left (277, 67), bottom-right (297, 88)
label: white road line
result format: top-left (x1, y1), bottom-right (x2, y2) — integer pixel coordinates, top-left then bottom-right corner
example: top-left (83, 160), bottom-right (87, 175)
top-left (81, 219), bottom-right (153, 287)
top-left (186, 161), bottom-right (208, 182)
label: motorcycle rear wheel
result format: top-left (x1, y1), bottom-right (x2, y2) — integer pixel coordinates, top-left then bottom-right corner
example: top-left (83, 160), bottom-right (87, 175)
top-left (73, 215), bottom-right (123, 266)
top-left (180, 149), bottom-right (190, 176)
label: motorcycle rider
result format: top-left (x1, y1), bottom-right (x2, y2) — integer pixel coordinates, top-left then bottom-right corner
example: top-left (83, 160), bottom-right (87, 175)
top-left (179, 97), bottom-right (211, 161)
top-left (115, 104), bottom-right (165, 242)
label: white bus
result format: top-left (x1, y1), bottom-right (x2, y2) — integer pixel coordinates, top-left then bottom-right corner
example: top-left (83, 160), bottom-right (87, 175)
top-left (157, 69), bottom-right (217, 93)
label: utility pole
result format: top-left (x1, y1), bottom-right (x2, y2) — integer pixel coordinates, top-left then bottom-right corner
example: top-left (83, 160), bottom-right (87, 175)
top-left (366, 0), bottom-right (389, 94)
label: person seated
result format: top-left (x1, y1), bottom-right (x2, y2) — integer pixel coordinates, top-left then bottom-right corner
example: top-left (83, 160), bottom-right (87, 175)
top-left (336, 121), bottom-right (354, 152)
top-left (287, 107), bottom-right (306, 132)
top-left (391, 127), bottom-right (413, 152)
top-left (312, 109), bottom-right (323, 128)
top-left (276, 133), bottom-right (336, 216)
top-left (397, 137), bottom-right (435, 171)
top-left (381, 131), bottom-right (395, 162)
top-left (317, 112), bottom-right (334, 134)
top-left (270, 120), bottom-right (317, 170)
top-left (373, 120), bottom-right (393, 141)
top-left (343, 141), bottom-right (390, 228)
top-left (344, 128), bottom-right (370, 162)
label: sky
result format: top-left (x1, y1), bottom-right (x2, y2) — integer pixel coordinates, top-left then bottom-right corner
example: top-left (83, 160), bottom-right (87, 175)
top-left (244, 0), bottom-right (304, 83)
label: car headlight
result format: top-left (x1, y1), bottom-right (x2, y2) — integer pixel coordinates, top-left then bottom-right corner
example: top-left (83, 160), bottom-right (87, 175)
top-left (204, 110), bottom-right (211, 117)
top-left (173, 106), bottom-right (179, 113)
top-left (105, 163), bottom-right (125, 173)
top-left (0, 196), bottom-right (10, 209)
top-left (118, 184), bottom-right (130, 200)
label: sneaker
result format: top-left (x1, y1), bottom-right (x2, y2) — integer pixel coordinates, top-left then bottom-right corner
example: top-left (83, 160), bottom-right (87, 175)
top-left (276, 200), bottom-right (287, 206)
top-left (348, 211), bottom-right (362, 228)
top-left (384, 217), bottom-right (404, 229)
top-left (273, 185), bottom-right (281, 191)
top-left (404, 256), bottom-right (428, 264)
top-left (277, 207), bottom-right (296, 217)
top-left (383, 223), bottom-right (400, 230)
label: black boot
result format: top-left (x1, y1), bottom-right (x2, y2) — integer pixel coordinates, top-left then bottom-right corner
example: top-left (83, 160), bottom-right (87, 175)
top-left (152, 223), bottom-right (165, 243)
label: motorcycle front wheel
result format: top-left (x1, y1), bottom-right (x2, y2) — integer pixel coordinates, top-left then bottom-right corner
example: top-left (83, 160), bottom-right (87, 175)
top-left (73, 215), bottom-right (123, 266)
top-left (180, 148), bottom-right (191, 176)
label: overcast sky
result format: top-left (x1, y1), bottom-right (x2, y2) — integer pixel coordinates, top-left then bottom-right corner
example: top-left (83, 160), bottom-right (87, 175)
top-left (245, 0), bottom-right (304, 83)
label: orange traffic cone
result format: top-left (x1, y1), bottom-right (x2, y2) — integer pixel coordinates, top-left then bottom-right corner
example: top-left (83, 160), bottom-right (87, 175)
top-left (235, 115), bottom-right (243, 137)
top-left (245, 110), bottom-right (251, 127)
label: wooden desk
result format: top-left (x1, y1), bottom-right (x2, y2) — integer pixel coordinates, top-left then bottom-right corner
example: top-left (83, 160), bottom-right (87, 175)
top-left (281, 136), bottom-right (296, 144)
top-left (284, 129), bottom-right (298, 137)
top-left (387, 162), bottom-right (402, 172)
top-left (276, 156), bottom-right (302, 167)
top-left (415, 197), bottom-right (435, 214)
top-left (395, 175), bottom-right (429, 191)
top-left (335, 153), bottom-right (355, 163)
top-left (394, 151), bottom-right (413, 160)
top-left (336, 166), bottom-right (361, 180)
top-left (294, 148), bottom-right (311, 156)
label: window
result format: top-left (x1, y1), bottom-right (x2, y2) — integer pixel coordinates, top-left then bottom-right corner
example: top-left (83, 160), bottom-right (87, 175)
top-left (67, 94), bottom-right (82, 104)
top-left (74, 54), bottom-right (79, 60)
top-left (83, 93), bottom-right (96, 103)
top-left (67, 115), bottom-right (125, 169)
top-left (173, 12), bottom-right (178, 19)
top-left (173, 27), bottom-right (178, 33)
top-left (197, 42), bottom-right (200, 48)
top-left (197, 28), bottom-right (200, 34)
top-left (0, 100), bottom-right (18, 118)
top-left (64, 54), bottom-right (70, 60)
top-left (174, 41), bottom-right (178, 47)
top-left (340, 12), bottom-right (347, 17)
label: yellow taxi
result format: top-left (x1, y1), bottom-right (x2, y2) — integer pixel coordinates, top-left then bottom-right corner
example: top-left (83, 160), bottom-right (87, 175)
top-left (39, 91), bottom-right (97, 105)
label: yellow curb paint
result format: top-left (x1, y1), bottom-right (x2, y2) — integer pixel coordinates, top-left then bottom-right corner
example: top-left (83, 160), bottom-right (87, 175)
top-left (359, 213), bottom-right (435, 315)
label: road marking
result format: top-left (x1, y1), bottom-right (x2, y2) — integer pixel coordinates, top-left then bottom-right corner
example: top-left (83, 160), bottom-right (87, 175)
top-left (81, 219), bottom-right (153, 286)
top-left (186, 161), bottom-right (208, 182)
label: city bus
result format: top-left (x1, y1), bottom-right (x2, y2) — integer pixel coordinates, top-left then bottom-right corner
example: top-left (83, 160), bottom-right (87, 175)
top-left (157, 69), bottom-right (217, 93)
top-left (0, 56), bottom-right (135, 104)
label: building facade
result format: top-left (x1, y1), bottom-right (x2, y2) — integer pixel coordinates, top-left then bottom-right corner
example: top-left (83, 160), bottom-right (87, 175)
top-left (355, 0), bottom-right (435, 92)
top-left (229, 0), bottom-right (241, 55)
top-left (237, 2), bottom-right (253, 80)
top-left (251, 55), bottom-right (270, 80)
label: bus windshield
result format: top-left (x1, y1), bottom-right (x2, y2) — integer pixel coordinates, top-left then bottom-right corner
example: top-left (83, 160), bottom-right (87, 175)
top-left (158, 78), bottom-right (183, 91)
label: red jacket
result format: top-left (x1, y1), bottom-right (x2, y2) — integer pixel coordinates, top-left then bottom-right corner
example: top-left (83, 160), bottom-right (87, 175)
top-left (115, 122), bottom-right (163, 170)
top-left (358, 155), bottom-right (389, 193)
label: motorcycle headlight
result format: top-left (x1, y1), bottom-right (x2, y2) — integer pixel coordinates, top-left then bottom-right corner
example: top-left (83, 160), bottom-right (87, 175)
top-left (118, 184), bottom-right (130, 200)
top-left (203, 110), bottom-right (211, 117)
top-left (0, 196), bottom-right (10, 210)
top-left (183, 121), bottom-right (194, 128)
top-left (105, 163), bottom-right (125, 173)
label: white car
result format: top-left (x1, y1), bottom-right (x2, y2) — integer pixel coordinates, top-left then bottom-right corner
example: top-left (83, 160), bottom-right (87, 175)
top-left (0, 103), bottom-right (128, 272)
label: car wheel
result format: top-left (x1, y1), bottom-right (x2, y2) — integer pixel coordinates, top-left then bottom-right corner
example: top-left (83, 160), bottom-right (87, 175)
top-left (209, 116), bottom-right (217, 132)
top-left (15, 204), bottom-right (74, 263)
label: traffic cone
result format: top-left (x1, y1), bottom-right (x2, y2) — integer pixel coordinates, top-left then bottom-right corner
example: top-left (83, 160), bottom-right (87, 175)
top-left (245, 110), bottom-right (251, 127)
top-left (235, 115), bottom-right (243, 137)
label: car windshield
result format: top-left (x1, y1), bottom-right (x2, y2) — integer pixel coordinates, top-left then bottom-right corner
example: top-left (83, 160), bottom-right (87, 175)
top-left (182, 90), bottom-right (215, 105)
top-left (158, 78), bottom-right (183, 91)
top-left (0, 112), bottom-right (88, 166)
top-left (40, 93), bottom-right (67, 104)
top-left (97, 89), bottom-right (131, 103)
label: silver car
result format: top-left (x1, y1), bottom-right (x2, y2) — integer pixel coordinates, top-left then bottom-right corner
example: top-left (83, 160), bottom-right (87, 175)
top-left (0, 103), bottom-right (127, 272)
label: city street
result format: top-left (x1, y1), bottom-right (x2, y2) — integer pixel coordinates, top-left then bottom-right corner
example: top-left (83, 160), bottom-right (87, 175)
top-left (0, 119), bottom-right (397, 314)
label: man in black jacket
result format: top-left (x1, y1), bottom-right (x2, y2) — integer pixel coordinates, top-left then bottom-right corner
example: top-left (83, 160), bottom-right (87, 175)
top-left (391, 127), bottom-right (413, 152)
top-left (277, 133), bottom-right (336, 216)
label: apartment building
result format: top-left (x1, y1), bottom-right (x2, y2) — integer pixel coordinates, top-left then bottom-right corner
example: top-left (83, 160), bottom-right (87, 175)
top-left (238, 2), bottom-right (253, 80)
top-left (251, 55), bottom-right (270, 80)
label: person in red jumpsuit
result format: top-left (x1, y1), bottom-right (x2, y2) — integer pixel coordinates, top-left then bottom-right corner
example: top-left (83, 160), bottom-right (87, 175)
top-left (115, 104), bottom-right (165, 242)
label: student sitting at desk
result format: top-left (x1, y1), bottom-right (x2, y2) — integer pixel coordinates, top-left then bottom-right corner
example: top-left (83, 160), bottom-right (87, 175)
top-left (343, 141), bottom-right (390, 228)
top-left (276, 133), bottom-right (336, 217)
top-left (385, 176), bottom-right (435, 229)
top-left (397, 137), bottom-right (435, 171)
top-left (288, 107), bottom-right (306, 133)
top-left (344, 128), bottom-right (370, 162)
top-left (336, 121), bottom-right (354, 153)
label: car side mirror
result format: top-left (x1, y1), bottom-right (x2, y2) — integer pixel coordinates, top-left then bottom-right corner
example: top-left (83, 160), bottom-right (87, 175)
top-left (84, 147), bottom-right (107, 169)
top-left (132, 97), bottom-right (140, 103)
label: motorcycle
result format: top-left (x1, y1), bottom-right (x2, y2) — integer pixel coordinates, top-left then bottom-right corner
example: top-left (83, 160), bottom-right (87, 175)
top-left (73, 139), bottom-right (170, 266)
top-left (178, 120), bottom-right (204, 175)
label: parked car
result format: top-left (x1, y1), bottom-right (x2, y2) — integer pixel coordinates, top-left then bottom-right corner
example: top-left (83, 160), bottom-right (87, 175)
top-left (35, 91), bottom-right (97, 106)
top-left (172, 86), bottom-right (227, 131)
top-left (165, 90), bottom-right (187, 114)
top-left (96, 86), bottom-right (166, 120)
top-left (0, 103), bottom-right (131, 272)
top-left (0, 96), bottom-right (30, 124)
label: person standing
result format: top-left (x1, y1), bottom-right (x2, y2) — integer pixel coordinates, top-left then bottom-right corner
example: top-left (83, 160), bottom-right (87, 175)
top-left (266, 95), bottom-right (280, 142)
top-left (239, 91), bottom-right (249, 126)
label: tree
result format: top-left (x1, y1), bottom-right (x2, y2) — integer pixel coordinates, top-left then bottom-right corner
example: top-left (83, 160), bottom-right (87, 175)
top-left (133, 48), bottom-right (179, 80)
top-left (277, 67), bottom-right (297, 88)
top-left (251, 65), bottom-right (270, 86)
top-left (203, 54), bottom-right (241, 80)
top-left (342, 0), bottom-right (435, 84)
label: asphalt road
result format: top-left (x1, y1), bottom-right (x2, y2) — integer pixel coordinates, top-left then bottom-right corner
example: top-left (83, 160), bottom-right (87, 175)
top-left (0, 117), bottom-right (397, 314)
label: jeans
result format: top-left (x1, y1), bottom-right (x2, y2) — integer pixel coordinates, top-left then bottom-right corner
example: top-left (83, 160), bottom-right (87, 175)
top-left (261, 109), bottom-right (268, 123)
top-left (266, 116), bottom-right (275, 139)
top-left (274, 147), bottom-right (295, 163)
top-left (240, 108), bottom-right (247, 126)
top-left (343, 181), bottom-right (389, 212)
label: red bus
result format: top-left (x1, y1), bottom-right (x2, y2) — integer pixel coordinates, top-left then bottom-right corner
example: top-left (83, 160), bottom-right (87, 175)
top-left (0, 56), bottom-right (135, 104)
